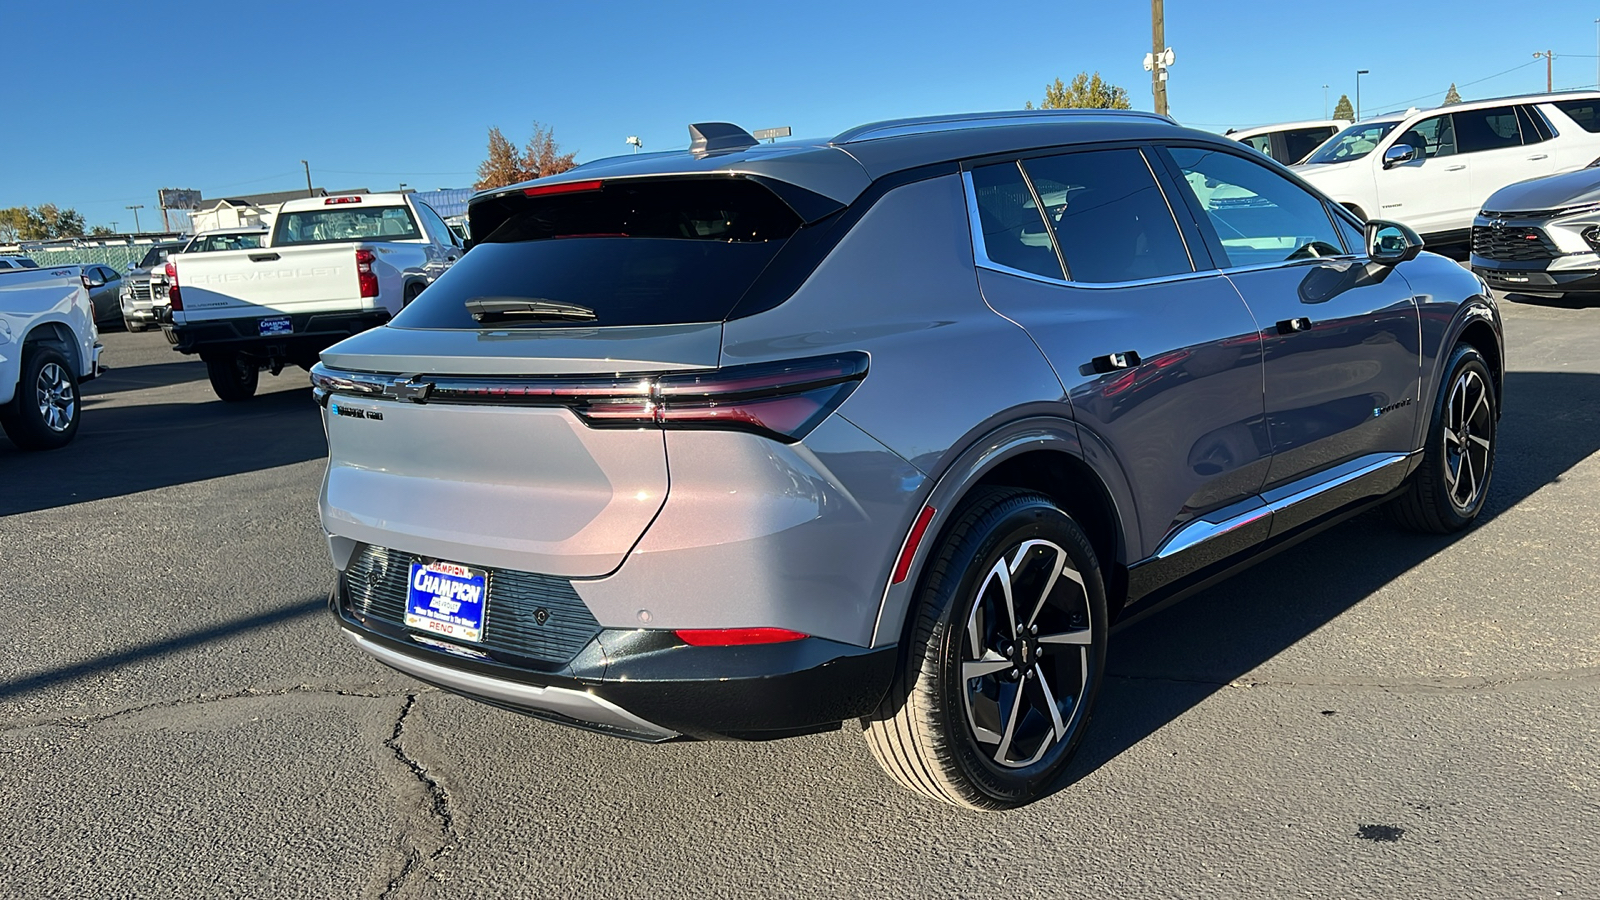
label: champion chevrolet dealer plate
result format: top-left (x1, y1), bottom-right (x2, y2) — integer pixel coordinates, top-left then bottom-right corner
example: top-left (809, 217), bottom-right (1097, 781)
top-left (405, 561), bottom-right (489, 642)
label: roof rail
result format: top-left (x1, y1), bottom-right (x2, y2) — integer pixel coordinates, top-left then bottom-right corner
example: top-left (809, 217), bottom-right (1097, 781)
top-left (832, 109), bottom-right (1176, 144)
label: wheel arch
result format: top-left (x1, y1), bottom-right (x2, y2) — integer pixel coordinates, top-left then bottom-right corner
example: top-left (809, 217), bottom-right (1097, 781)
top-left (21, 320), bottom-right (81, 374)
top-left (870, 417), bottom-right (1135, 647)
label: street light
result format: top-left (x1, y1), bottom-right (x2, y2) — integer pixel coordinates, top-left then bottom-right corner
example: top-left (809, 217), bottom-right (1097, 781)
top-left (1356, 69), bottom-right (1370, 121)
top-left (125, 205), bottom-right (144, 234)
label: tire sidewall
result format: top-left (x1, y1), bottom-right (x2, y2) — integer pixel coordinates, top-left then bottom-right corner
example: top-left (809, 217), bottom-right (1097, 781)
top-left (927, 497), bottom-right (1108, 804)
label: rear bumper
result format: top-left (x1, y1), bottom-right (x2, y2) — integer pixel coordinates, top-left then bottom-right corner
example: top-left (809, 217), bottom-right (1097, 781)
top-left (166, 310), bottom-right (390, 358)
top-left (331, 582), bottom-right (897, 741)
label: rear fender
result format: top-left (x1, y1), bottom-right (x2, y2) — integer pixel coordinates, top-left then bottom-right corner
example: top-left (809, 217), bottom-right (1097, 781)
top-left (869, 416), bottom-right (1136, 647)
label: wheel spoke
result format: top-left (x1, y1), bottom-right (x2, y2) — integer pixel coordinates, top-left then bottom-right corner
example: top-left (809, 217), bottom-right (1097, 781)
top-left (1037, 628), bottom-right (1093, 647)
top-left (1469, 380), bottom-right (1489, 426)
top-left (992, 680), bottom-right (1028, 765)
top-left (962, 652), bottom-right (1013, 682)
top-left (1468, 434), bottom-right (1490, 450)
top-left (1443, 430), bottom-right (1462, 448)
top-left (1010, 540), bottom-right (1068, 628)
top-left (1034, 667), bottom-right (1068, 743)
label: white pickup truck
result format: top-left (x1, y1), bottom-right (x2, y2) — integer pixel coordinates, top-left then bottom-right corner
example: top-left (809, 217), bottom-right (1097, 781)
top-left (0, 266), bottom-right (101, 449)
top-left (164, 192), bottom-right (463, 401)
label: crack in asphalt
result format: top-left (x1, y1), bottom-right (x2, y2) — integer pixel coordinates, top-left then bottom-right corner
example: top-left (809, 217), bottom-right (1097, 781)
top-left (0, 684), bottom-right (412, 734)
top-left (378, 693), bottom-right (458, 900)
top-left (1107, 665), bottom-right (1600, 694)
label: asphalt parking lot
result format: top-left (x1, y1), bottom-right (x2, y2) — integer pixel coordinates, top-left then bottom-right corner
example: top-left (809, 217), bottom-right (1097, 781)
top-left (2, 292), bottom-right (1597, 899)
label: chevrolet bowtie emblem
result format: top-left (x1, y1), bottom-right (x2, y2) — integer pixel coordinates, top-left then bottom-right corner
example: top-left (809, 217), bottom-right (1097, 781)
top-left (383, 376), bottom-right (434, 403)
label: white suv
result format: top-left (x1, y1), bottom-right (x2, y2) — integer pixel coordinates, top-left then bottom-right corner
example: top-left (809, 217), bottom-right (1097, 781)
top-left (1292, 91), bottom-right (1600, 241)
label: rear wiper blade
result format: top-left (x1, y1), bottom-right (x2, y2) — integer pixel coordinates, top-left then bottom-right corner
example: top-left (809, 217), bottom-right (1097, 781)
top-left (465, 296), bottom-right (597, 323)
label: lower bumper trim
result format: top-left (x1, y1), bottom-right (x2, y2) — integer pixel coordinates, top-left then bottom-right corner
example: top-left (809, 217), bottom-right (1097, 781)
top-left (347, 632), bottom-right (680, 742)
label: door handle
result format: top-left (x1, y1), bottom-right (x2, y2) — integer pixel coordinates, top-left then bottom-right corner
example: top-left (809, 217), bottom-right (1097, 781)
top-left (1277, 317), bottom-right (1313, 335)
top-left (1446, 164), bottom-right (1466, 171)
top-left (1527, 154), bottom-right (1549, 160)
top-left (1084, 350), bottom-right (1141, 374)
top-left (249, 253), bottom-right (280, 262)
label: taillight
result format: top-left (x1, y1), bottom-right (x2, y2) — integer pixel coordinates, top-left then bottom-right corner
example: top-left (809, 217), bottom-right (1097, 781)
top-left (355, 248), bottom-right (378, 298)
top-left (674, 627), bottom-right (808, 647)
top-left (164, 261), bottom-right (182, 311)
top-left (523, 179), bottom-right (603, 198)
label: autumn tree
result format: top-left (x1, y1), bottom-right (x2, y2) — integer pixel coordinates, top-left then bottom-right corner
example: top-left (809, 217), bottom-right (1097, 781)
top-left (1444, 83), bottom-right (1462, 105)
top-left (1026, 72), bottom-right (1132, 110)
top-left (475, 127), bottom-right (527, 190)
top-left (1333, 93), bottom-right (1355, 121)
top-left (474, 121), bottom-right (579, 190)
top-left (524, 121), bottom-right (578, 180)
top-left (0, 204), bottom-right (86, 240)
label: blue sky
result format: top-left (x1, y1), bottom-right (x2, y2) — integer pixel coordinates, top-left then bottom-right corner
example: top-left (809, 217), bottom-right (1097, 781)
top-left (4, 0), bottom-right (1598, 231)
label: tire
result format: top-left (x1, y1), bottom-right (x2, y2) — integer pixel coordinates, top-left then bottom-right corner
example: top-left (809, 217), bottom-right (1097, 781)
top-left (123, 317), bottom-right (147, 333)
top-left (1, 344), bottom-right (81, 451)
top-left (205, 353), bottom-right (260, 402)
top-left (403, 282), bottom-right (425, 307)
top-left (862, 488), bottom-right (1108, 809)
top-left (1388, 344), bottom-right (1496, 533)
top-left (1342, 203), bottom-right (1367, 221)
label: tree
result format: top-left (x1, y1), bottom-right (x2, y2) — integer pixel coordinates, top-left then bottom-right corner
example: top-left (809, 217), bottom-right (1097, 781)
top-left (1444, 83), bottom-right (1462, 105)
top-left (1333, 93), bottom-right (1355, 121)
top-left (88, 225), bottom-right (115, 236)
top-left (474, 121), bottom-right (579, 190)
top-left (475, 126), bottom-right (527, 191)
top-left (0, 203), bottom-right (86, 240)
top-left (524, 121), bottom-right (578, 180)
top-left (1025, 72), bottom-right (1131, 110)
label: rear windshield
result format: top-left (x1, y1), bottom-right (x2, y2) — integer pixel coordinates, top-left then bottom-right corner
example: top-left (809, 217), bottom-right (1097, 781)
top-left (392, 178), bottom-right (804, 329)
top-left (273, 205), bottom-right (420, 246)
top-left (1301, 120), bottom-right (1400, 165)
top-left (137, 245), bottom-right (182, 268)
top-left (185, 232), bottom-right (264, 253)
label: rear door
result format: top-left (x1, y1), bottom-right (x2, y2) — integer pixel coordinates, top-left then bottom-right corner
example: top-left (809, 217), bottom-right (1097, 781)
top-left (1457, 104), bottom-right (1554, 212)
top-left (1161, 143), bottom-right (1420, 531)
top-left (967, 147), bottom-right (1271, 570)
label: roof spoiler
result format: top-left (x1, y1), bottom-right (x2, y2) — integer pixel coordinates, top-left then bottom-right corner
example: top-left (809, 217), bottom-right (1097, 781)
top-left (688, 122), bottom-right (759, 155)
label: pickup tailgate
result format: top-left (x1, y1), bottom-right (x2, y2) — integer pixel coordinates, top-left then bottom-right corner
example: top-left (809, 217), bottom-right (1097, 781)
top-left (172, 245), bottom-right (369, 321)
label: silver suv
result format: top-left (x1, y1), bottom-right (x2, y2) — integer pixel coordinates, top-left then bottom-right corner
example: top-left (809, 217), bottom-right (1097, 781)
top-left (313, 111), bottom-right (1503, 808)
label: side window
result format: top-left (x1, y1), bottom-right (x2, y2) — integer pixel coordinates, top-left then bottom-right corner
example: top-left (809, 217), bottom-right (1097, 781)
top-left (1551, 99), bottom-right (1600, 133)
top-left (1283, 127), bottom-right (1335, 164)
top-left (1516, 106), bottom-right (1549, 144)
top-left (1455, 106), bottom-right (1523, 153)
top-left (1167, 146), bottom-right (1345, 268)
top-left (969, 162), bottom-right (1064, 280)
top-left (414, 202), bottom-right (459, 248)
top-left (1330, 207), bottom-right (1364, 254)
top-left (1398, 114), bottom-right (1456, 159)
top-left (1020, 149), bottom-right (1193, 283)
top-left (1242, 134), bottom-right (1273, 156)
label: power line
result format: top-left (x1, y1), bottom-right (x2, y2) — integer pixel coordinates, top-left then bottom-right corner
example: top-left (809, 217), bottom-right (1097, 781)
top-left (1365, 57), bottom-right (1542, 112)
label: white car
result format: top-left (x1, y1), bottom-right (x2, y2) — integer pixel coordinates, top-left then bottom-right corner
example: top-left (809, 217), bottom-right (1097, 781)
top-left (1227, 118), bottom-right (1349, 166)
top-left (0, 256), bottom-right (40, 270)
top-left (165, 193), bottom-right (462, 401)
top-left (1292, 91), bottom-right (1600, 242)
top-left (0, 265), bottom-right (101, 449)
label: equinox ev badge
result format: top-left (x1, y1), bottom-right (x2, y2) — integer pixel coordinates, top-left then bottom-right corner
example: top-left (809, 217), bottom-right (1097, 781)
top-left (384, 376), bottom-right (434, 403)
top-left (1374, 397), bottom-right (1413, 418)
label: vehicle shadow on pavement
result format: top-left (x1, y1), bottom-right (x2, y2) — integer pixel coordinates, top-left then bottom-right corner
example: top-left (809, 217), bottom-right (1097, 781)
top-left (0, 388), bottom-right (326, 516)
top-left (81, 360), bottom-right (210, 395)
top-left (0, 596), bottom-right (325, 703)
top-left (1500, 292), bottom-right (1600, 310)
top-left (1058, 369), bottom-right (1600, 792)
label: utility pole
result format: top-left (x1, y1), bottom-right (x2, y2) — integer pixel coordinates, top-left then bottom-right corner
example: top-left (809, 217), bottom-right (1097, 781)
top-left (1323, 84), bottom-right (1329, 119)
top-left (301, 159), bottom-right (314, 198)
top-left (1534, 51), bottom-right (1554, 92)
top-left (1150, 0), bottom-right (1168, 116)
top-left (125, 205), bottom-right (144, 234)
top-left (161, 205), bottom-right (171, 233)
top-left (1356, 69), bottom-right (1369, 120)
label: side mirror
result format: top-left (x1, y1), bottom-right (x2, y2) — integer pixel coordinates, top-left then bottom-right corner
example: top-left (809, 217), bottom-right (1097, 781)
top-left (1366, 220), bottom-right (1425, 265)
top-left (1382, 144), bottom-right (1417, 169)
top-left (85, 274), bottom-right (105, 288)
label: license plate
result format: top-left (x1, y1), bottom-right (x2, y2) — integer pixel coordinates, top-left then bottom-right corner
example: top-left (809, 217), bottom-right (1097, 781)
top-left (405, 561), bottom-right (489, 642)
top-left (258, 316), bottom-right (292, 336)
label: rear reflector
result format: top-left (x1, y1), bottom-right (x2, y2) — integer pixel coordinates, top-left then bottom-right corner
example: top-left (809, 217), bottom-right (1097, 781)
top-left (524, 179), bottom-right (603, 197)
top-left (674, 627), bottom-right (808, 647)
top-left (891, 506), bottom-right (937, 585)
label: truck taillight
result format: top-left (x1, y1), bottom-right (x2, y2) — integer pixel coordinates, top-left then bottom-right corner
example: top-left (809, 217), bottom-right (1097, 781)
top-left (164, 261), bottom-right (182, 311)
top-left (355, 249), bottom-right (378, 298)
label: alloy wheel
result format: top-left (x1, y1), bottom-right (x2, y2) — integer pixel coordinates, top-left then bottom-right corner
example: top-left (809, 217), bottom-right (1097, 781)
top-left (35, 361), bottom-right (75, 433)
top-left (1442, 369), bottom-right (1492, 512)
top-left (960, 539), bottom-right (1093, 769)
